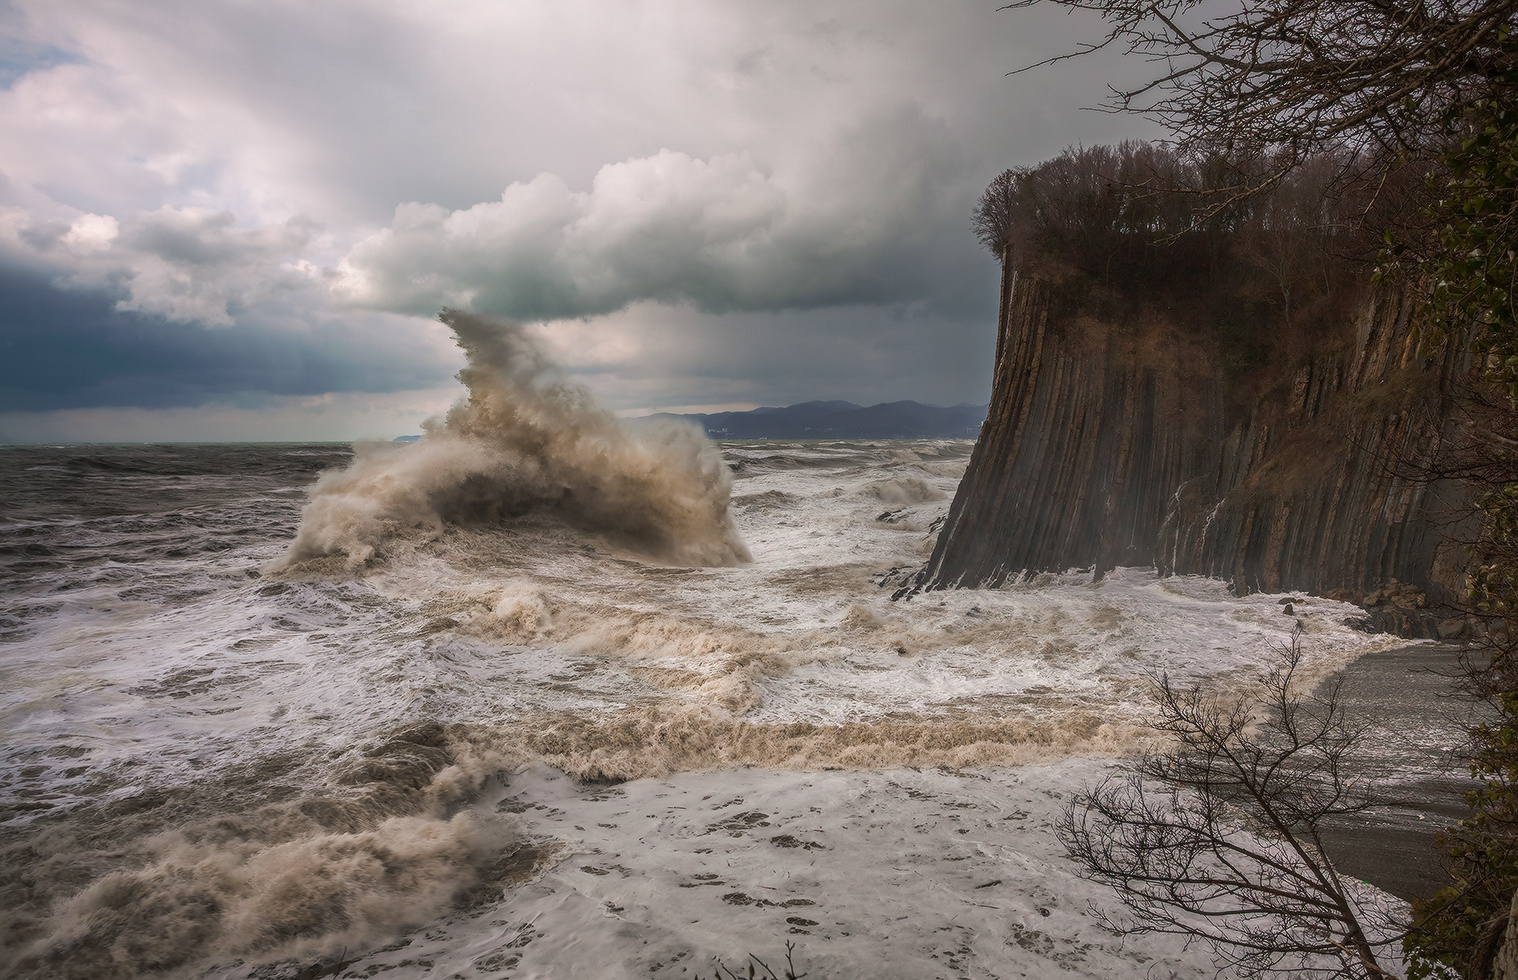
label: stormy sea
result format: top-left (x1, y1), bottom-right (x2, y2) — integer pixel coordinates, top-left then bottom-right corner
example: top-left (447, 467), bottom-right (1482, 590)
top-left (0, 313), bottom-right (1465, 979)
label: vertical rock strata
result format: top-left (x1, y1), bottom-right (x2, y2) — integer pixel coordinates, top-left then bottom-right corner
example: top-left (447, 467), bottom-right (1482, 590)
top-left (921, 273), bottom-right (1473, 607)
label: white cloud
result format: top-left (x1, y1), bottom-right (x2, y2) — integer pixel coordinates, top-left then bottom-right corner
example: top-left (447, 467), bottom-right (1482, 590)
top-left (62, 213), bottom-right (117, 253)
top-left (2, 202), bottom-right (321, 326)
top-left (109, 206), bottom-right (318, 325)
top-left (0, 0), bottom-right (1161, 436)
top-left (334, 105), bottom-right (979, 321)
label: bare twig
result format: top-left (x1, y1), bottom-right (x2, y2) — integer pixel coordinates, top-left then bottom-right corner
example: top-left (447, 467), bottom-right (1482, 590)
top-left (1061, 629), bottom-right (1406, 978)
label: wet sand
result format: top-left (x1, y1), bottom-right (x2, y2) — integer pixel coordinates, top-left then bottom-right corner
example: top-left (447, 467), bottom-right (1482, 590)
top-left (1317, 643), bottom-right (1487, 902)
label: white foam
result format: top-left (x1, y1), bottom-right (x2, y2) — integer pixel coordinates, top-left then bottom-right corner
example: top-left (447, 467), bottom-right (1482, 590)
top-left (196, 762), bottom-right (1402, 979)
top-left (1, 437), bottom-right (1422, 979)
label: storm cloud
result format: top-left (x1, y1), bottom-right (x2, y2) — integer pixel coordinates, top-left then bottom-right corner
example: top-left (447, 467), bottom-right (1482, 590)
top-left (0, 0), bottom-right (1156, 440)
top-left (13, 205), bottom-right (320, 326)
top-left (336, 108), bottom-right (980, 321)
top-left (0, 266), bottom-right (453, 413)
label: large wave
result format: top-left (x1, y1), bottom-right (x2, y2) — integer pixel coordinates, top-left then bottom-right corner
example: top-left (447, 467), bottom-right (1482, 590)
top-left (3, 723), bottom-right (534, 980)
top-left (277, 310), bottom-right (750, 570)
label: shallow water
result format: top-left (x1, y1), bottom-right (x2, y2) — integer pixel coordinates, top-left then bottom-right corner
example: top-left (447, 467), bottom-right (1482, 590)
top-left (0, 438), bottom-right (1430, 978)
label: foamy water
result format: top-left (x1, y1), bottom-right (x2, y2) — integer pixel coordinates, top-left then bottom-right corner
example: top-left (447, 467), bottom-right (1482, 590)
top-left (0, 316), bottom-right (1418, 979)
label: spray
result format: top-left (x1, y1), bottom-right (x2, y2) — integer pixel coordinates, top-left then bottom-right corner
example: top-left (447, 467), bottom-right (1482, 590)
top-left (277, 310), bottom-right (750, 570)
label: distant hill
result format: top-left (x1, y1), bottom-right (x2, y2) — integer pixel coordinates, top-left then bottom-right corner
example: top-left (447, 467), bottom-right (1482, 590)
top-left (647, 400), bottom-right (988, 440)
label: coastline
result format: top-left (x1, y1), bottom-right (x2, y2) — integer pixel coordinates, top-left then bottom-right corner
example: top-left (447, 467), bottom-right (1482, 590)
top-left (1315, 643), bottom-right (1485, 902)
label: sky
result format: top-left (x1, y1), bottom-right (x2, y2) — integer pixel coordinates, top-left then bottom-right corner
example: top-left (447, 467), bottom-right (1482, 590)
top-left (0, 0), bottom-right (1156, 442)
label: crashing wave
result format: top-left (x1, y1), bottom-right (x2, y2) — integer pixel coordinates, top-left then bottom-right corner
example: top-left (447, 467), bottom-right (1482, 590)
top-left (277, 309), bottom-right (750, 570)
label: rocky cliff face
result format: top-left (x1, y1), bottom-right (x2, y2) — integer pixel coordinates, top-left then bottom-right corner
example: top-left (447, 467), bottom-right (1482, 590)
top-left (917, 268), bottom-right (1475, 627)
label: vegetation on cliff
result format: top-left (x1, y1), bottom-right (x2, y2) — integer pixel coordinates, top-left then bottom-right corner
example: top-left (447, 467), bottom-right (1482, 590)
top-left (982, 0), bottom-right (1518, 970)
top-left (927, 150), bottom-right (1461, 603)
top-left (1401, 90), bottom-right (1518, 978)
top-left (972, 141), bottom-right (1397, 399)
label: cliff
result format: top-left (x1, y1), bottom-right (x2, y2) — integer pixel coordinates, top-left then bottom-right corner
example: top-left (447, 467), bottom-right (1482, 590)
top-left (915, 266), bottom-right (1476, 632)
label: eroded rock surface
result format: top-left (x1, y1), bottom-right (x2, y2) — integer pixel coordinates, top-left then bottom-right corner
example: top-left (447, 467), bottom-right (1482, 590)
top-left (921, 273), bottom-right (1474, 625)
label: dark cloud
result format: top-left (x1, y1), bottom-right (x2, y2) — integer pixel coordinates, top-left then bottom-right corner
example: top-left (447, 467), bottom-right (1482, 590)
top-left (337, 106), bottom-right (990, 322)
top-left (0, 0), bottom-right (1162, 435)
top-left (0, 267), bottom-right (453, 411)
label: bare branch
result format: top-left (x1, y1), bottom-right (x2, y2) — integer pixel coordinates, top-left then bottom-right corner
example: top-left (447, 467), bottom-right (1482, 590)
top-left (1060, 629), bottom-right (1405, 978)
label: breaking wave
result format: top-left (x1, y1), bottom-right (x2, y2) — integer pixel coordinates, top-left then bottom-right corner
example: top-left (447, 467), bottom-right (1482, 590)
top-left (1, 433), bottom-right (1414, 980)
top-left (493, 710), bottom-right (1150, 785)
top-left (277, 309), bottom-right (750, 570)
top-left (0, 725), bottom-right (541, 980)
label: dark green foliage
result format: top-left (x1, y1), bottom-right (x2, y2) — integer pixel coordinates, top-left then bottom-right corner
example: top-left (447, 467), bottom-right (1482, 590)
top-left (1403, 86), bottom-right (1518, 979)
top-left (1428, 89), bottom-right (1518, 388)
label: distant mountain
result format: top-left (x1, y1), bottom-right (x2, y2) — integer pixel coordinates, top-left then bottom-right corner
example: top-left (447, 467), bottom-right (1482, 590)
top-left (647, 400), bottom-right (988, 440)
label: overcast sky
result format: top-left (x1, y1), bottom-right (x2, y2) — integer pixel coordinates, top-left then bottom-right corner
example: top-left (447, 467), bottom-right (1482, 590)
top-left (0, 0), bottom-right (1156, 442)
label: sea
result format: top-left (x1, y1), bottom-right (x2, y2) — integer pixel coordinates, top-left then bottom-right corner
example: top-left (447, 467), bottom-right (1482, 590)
top-left (0, 313), bottom-right (1467, 979)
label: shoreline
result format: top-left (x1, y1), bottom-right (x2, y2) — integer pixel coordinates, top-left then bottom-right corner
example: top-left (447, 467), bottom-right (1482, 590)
top-left (1315, 643), bottom-right (1484, 902)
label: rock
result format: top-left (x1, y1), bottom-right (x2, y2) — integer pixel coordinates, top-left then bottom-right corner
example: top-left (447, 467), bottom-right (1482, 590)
top-left (1390, 585), bottom-right (1428, 610)
top-left (1437, 617), bottom-right (1467, 640)
top-left (915, 272), bottom-right (1476, 631)
top-left (1489, 889), bottom-right (1518, 980)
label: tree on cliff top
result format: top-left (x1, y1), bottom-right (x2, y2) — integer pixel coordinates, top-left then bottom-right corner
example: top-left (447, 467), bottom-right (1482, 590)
top-left (969, 141), bottom-right (1390, 362)
top-left (970, 141), bottom-right (1383, 266)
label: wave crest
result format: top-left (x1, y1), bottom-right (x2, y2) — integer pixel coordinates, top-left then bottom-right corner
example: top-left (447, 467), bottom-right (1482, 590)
top-left (277, 310), bottom-right (750, 570)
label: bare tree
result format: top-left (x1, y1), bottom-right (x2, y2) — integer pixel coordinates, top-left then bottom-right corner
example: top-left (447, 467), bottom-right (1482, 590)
top-left (973, 168), bottom-right (1021, 260)
top-left (1004, 0), bottom-right (1517, 172)
top-left (1061, 631), bottom-right (1406, 979)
